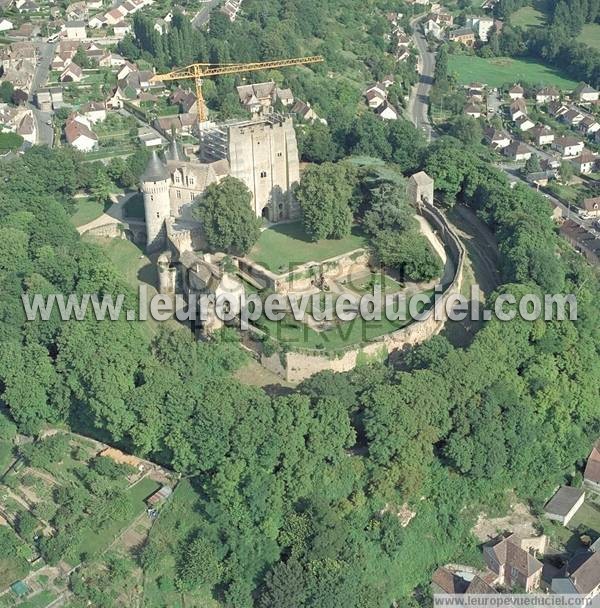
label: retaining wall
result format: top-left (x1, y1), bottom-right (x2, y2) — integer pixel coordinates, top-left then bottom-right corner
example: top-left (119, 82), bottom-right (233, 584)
top-left (258, 202), bottom-right (465, 383)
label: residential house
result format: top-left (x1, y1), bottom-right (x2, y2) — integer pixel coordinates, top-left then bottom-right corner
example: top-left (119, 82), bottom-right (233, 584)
top-left (51, 52), bottom-right (72, 71)
top-left (236, 81), bottom-right (276, 113)
top-left (16, 0), bottom-right (38, 12)
top-left (291, 100), bottom-right (322, 123)
top-left (221, 0), bottom-right (243, 21)
top-left (503, 141), bottom-right (531, 161)
top-left (468, 82), bottom-right (485, 102)
top-left (117, 61), bottom-right (137, 80)
top-left (464, 103), bottom-right (481, 118)
top-left (80, 101), bottom-right (106, 123)
top-left (483, 534), bottom-right (543, 592)
top-left (573, 82), bottom-right (599, 103)
top-left (65, 116), bottom-right (98, 151)
top-left (536, 86), bottom-right (560, 104)
top-left (98, 52), bottom-right (126, 68)
top-left (88, 15), bottom-right (106, 28)
top-left (113, 21), bottom-right (131, 37)
top-left (530, 124), bottom-right (554, 146)
top-left (484, 126), bottom-right (511, 149)
top-left (448, 27), bottom-right (476, 46)
top-left (0, 18), bottom-right (14, 31)
top-left (49, 87), bottom-right (63, 109)
top-left (35, 88), bottom-right (52, 112)
top-left (582, 199), bottom-right (600, 221)
top-left (544, 486), bottom-right (585, 526)
top-left (552, 136), bottom-right (584, 158)
top-left (580, 116), bottom-right (600, 136)
top-left (365, 88), bottom-right (386, 109)
top-left (60, 62), bottom-right (83, 82)
top-left (552, 551), bottom-right (600, 600)
top-left (508, 84), bottom-right (524, 100)
top-left (423, 18), bottom-right (443, 38)
top-left (561, 108), bottom-right (584, 127)
top-left (527, 170), bottom-right (556, 188)
top-left (276, 87), bottom-right (294, 106)
top-left (153, 112), bottom-right (196, 135)
top-left (515, 114), bottom-right (535, 131)
top-left (592, 537), bottom-right (600, 553)
top-left (376, 101), bottom-right (398, 120)
top-left (571, 150), bottom-right (598, 174)
top-left (549, 101), bottom-right (569, 118)
top-left (16, 112), bottom-right (35, 145)
top-left (466, 15), bottom-right (495, 41)
top-left (509, 98), bottom-right (527, 120)
top-left (64, 20), bottom-right (86, 39)
top-left (584, 440), bottom-right (600, 492)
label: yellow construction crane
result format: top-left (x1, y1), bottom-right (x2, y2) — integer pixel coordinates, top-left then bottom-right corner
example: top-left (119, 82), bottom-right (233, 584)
top-left (150, 56), bottom-right (324, 122)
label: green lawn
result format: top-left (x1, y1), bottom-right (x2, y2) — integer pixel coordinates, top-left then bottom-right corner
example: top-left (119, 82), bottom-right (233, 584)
top-left (249, 222), bottom-right (368, 273)
top-left (70, 197), bottom-right (107, 227)
top-left (511, 5), bottom-right (546, 28)
top-left (577, 23), bottom-right (600, 51)
top-left (570, 500), bottom-right (600, 536)
top-left (448, 55), bottom-right (578, 89)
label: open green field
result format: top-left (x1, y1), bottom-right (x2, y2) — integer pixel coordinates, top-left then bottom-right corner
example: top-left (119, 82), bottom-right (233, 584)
top-left (511, 5), bottom-right (546, 28)
top-left (577, 23), bottom-right (600, 50)
top-left (249, 222), bottom-right (368, 273)
top-left (70, 196), bottom-right (107, 227)
top-left (448, 55), bottom-right (578, 89)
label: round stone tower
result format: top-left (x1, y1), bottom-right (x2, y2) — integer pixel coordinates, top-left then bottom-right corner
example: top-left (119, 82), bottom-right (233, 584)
top-left (141, 150), bottom-right (171, 251)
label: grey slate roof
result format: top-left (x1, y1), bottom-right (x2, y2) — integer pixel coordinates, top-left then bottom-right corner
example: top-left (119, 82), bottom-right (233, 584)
top-left (141, 150), bottom-right (169, 182)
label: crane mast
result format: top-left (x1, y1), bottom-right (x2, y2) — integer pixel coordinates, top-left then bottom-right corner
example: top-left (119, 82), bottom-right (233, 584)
top-left (150, 56), bottom-right (324, 122)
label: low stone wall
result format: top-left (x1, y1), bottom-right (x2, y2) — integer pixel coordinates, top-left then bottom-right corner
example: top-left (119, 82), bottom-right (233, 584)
top-left (238, 249), bottom-right (371, 294)
top-left (80, 222), bottom-right (123, 239)
top-left (258, 203), bottom-right (465, 383)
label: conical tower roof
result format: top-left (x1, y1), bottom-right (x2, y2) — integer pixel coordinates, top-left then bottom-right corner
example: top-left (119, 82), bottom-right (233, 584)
top-left (141, 150), bottom-right (169, 182)
top-left (164, 138), bottom-right (188, 162)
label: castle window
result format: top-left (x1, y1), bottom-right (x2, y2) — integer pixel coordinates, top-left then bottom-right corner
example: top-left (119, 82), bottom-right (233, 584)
top-left (277, 152), bottom-right (283, 157)
top-left (150, 195), bottom-right (154, 201)
top-left (156, 212), bottom-right (160, 218)
top-left (188, 176), bottom-right (195, 187)
top-left (176, 190), bottom-right (181, 199)
top-left (260, 171), bottom-right (267, 178)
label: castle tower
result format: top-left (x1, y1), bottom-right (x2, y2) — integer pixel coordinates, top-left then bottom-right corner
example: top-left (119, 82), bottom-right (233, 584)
top-left (141, 150), bottom-right (171, 251)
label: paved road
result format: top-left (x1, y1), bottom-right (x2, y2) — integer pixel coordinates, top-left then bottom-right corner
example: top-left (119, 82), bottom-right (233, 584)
top-left (408, 15), bottom-right (435, 142)
top-left (29, 40), bottom-right (56, 146)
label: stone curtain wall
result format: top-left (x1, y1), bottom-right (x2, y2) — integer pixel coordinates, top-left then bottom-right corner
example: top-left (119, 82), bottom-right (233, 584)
top-left (238, 249), bottom-right (371, 294)
top-left (260, 203), bottom-right (465, 382)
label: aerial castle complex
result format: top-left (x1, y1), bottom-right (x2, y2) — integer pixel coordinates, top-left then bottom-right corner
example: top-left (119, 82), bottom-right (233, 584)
top-left (140, 114), bottom-right (300, 252)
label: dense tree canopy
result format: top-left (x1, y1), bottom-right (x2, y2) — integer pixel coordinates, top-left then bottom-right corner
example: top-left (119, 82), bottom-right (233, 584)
top-left (193, 176), bottom-right (261, 254)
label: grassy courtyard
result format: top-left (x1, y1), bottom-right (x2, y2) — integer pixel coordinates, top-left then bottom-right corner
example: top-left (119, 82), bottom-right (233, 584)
top-left (448, 55), bottom-right (578, 89)
top-left (248, 221), bottom-right (368, 273)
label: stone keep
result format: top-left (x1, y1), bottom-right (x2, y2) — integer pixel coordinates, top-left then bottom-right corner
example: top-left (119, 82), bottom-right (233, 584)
top-left (228, 116), bottom-right (300, 222)
top-left (141, 150), bottom-right (171, 250)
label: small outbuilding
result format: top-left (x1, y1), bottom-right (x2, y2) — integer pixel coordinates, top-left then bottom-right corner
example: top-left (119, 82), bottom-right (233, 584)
top-left (544, 486), bottom-right (585, 526)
